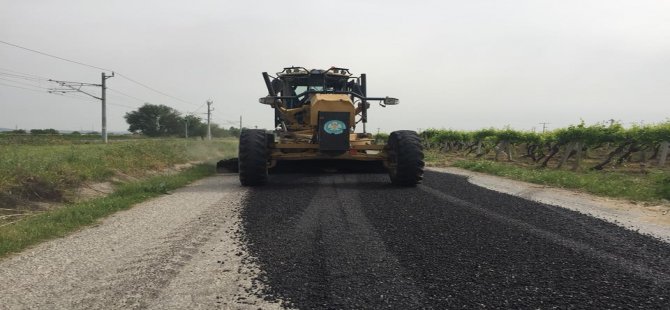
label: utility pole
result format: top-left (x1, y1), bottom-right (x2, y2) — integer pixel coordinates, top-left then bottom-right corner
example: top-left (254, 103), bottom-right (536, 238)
top-left (184, 117), bottom-right (189, 138)
top-left (239, 115), bottom-right (242, 129)
top-left (206, 99), bottom-right (213, 140)
top-left (101, 72), bottom-right (114, 143)
top-left (539, 122), bottom-right (550, 133)
top-left (49, 72), bottom-right (114, 143)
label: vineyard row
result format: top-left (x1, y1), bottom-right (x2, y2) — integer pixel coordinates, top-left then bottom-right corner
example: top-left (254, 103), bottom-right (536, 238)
top-left (415, 121), bottom-right (670, 171)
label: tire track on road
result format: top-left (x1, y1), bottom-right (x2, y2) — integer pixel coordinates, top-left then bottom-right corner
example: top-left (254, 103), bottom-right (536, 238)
top-left (357, 171), bottom-right (670, 308)
top-left (243, 171), bottom-right (670, 308)
top-left (418, 184), bottom-right (670, 285)
top-left (242, 173), bottom-right (424, 309)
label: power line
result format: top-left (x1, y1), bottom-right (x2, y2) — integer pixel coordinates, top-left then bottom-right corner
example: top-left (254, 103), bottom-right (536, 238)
top-left (115, 73), bottom-right (198, 107)
top-left (110, 86), bottom-right (207, 119)
top-left (0, 72), bottom-right (49, 82)
top-left (107, 88), bottom-right (148, 103)
top-left (106, 101), bottom-right (137, 109)
top-left (1, 75), bottom-right (135, 111)
top-left (1, 40), bottom-right (198, 108)
top-left (0, 82), bottom-right (50, 93)
top-left (0, 82), bottom-right (97, 105)
top-left (0, 40), bottom-right (113, 72)
top-left (191, 101), bottom-right (208, 114)
top-left (0, 67), bottom-right (51, 80)
top-left (108, 88), bottom-right (197, 115)
top-left (53, 93), bottom-right (98, 103)
top-left (104, 95), bottom-right (145, 109)
top-left (216, 119), bottom-right (239, 125)
top-left (0, 77), bottom-right (51, 90)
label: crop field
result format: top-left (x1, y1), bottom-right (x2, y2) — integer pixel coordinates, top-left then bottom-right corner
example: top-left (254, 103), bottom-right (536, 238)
top-left (421, 122), bottom-right (670, 202)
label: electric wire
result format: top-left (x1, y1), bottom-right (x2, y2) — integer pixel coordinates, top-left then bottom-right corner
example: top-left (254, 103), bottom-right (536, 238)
top-left (1, 40), bottom-right (198, 108)
top-left (0, 67), bottom-right (51, 80)
top-left (1, 40), bottom-right (227, 129)
top-left (0, 72), bottom-right (49, 82)
top-left (105, 101), bottom-right (138, 109)
top-left (115, 73), bottom-right (198, 107)
top-left (0, 82), bottom-right (50, 93)
top-left (107, 88), bottom-right (149, 103)
top-left (0, 77), bottom-right (51, 90)
top-left (191, 101), bottom-right (208, 114)
top-left (2, 81), bottom-right (136, 111)
top-left (0, 40), bottom-right (113, 72)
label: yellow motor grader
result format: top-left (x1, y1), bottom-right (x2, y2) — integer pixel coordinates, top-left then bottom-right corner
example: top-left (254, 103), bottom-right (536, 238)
top-left (238, 66), bottom-right (424, 186)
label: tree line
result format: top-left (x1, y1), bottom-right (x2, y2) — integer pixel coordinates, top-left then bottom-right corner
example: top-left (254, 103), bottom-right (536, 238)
top-left (3, 103), bottom-right (241, 139)
top-left (124, 103), bottom-right (240, 138)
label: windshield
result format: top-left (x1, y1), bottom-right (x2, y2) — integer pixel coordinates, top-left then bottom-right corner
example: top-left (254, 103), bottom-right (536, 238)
top-left (291, 85), bottom-right (325, 102)
top-left (281, 74), bottom-right (354, 108)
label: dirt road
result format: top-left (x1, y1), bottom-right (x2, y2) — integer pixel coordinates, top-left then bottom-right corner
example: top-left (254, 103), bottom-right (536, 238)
top-left (1, 170), bottom-right (669, 309)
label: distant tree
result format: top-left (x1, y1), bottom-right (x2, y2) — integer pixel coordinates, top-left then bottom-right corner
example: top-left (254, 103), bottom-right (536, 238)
top-left (183, 114), bottom-right (206, 138)
top-left (210, 124), bottom-right (226, 138)
top-left (30, 128), bottom-right (59, 135)
top-left (374, 132), bottom-right (389, 143)
top-left (124, 103), bottom-right (183, 137)
top-left (228, 126), bottom-right (241, 138)
top-left (11, 129), bottom-right (26, 134)
top-left (70, 131), bottom-right (81, 135)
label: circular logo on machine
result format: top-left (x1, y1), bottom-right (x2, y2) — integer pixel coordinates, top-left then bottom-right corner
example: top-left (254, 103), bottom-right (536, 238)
top-left (323, 120), bottom-right (346, 134)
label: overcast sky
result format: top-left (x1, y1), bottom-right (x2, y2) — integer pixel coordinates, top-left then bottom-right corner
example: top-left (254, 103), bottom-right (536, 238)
top-left (1, 0), bottom-right (669, 133)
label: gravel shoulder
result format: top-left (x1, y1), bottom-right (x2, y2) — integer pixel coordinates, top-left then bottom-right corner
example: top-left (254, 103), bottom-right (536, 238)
top-left (0, 175), bottom-right (282, 309)
top-left (429, 167), bottom-right (670, 243)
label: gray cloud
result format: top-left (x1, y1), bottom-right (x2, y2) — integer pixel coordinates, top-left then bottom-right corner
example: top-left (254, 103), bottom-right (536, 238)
top-left (1, 0), bottom-right (668, 133)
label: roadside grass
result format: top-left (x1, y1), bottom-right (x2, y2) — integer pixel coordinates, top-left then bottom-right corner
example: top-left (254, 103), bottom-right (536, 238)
top-left (0, 163), bottom-right (216, 257)
top-left (0, 133), bottom-right (147, 145)
top-left (0, 139), bottom-right (236, 206)
top-left (449, 159), bottom-right (670, 203)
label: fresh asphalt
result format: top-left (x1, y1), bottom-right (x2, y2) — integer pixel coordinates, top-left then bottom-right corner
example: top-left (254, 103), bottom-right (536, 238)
top-left (241, 170), bottom-right (670, 309)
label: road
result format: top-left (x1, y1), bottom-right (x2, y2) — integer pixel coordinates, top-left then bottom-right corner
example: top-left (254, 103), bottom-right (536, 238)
top-left (1, 170), bottom-right (669, 309)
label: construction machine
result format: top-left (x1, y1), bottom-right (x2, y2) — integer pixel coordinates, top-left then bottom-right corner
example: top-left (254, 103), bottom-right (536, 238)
top-left (237, 66), bottom-right (424, 186)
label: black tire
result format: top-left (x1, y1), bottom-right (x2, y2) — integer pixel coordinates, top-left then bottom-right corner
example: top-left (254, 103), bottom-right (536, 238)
top-left (387, 130), bottom-right (425, 186)
top-left (238, 129), bottom-right (269, 186)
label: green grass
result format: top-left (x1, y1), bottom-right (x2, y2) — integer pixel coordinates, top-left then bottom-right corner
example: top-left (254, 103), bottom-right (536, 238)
top-left (0, 133), bottom-right (147, 145)
top-left (0, 139), bottom-right (237, 205)
top-left (451, 159), bottom-right (670, 202)
top-left (0, 163), bottom-right (216, 257)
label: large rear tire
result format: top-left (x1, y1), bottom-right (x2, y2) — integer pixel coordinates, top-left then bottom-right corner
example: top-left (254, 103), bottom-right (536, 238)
top-left (239, 129), bottom-right (269, 186)
top-left (387, 130), bottom-right (424, 186)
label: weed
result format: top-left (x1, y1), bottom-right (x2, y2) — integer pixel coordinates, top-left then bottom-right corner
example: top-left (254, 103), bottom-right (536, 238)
top-left (0, 139), bottom-right (237, 207)
top-left (449, 159), bottom-right (669, 202)
top-left (0, 164), bottom-right (215, 257)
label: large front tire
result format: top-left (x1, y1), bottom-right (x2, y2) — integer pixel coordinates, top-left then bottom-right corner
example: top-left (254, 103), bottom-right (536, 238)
top-left (387, 130), bottom-right (424, 186)
top-left (238, 129), bottom-right (269, 186)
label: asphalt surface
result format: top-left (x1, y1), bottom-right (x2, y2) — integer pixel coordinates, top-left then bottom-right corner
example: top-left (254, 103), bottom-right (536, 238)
top-left (242, 170), bottom-right (670, 309)
top-left (1, 169), bottom-right (669, 309)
